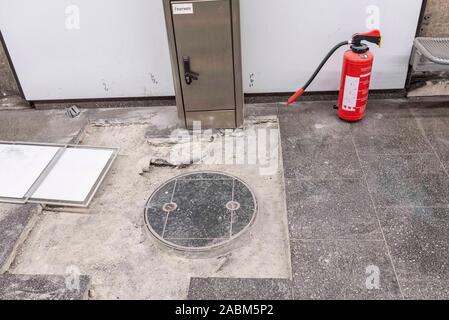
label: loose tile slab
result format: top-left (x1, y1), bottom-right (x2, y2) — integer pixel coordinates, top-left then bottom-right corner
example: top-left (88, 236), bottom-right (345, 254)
top-left (0, 204), bottom-right (39, 273)
top-left (360, 154), bottom-right (449, 207)
top-left (378, 207), bottom-right (449, 299)
top-left (285, 178), bottom-right (382, 240)
top-left (290, 240), bottom-right (401, 300)
top-left (282, 136), bottom-right (362, 180)
top-left (188, 278), bottom-right (292, 300)
top-left (0, 144), bottom-right (60, 201)
top-left (0, 274), bottom-right (90, 300)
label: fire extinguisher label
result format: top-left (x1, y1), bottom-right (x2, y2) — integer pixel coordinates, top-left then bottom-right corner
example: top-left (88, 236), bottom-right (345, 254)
top-left (342, 76), bottom-right (360, 112)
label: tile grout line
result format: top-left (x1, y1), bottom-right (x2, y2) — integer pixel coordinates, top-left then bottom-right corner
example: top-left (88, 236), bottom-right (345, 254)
top-left (162, 179), bottom-right (178, 239)
top-left (377, 205), bottom-right (449, 209)
top-left (277, 120), bottom-right (297, 297)
top-left (357, 153), bottom-right (435, 157)
top-left (351, 135), bottom-right (405, 300)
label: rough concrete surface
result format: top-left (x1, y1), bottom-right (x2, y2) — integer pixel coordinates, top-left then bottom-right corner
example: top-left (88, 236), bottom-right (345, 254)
top-left (0, 108), bottom-right (92, 275)
top-left (408, 80), bottom-right (449, 97)
top-left (0, 106), bottom-right (182, 299)
top-left (9, 106), bottom-right (291, 299)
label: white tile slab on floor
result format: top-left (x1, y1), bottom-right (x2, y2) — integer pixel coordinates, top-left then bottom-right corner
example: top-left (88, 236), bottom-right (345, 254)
top-left (31, 148), bottom-right (114, 203)
top-left (0, 144), bottom-right (60, 200)
top-left (0, 142), bottom-right (117, 207)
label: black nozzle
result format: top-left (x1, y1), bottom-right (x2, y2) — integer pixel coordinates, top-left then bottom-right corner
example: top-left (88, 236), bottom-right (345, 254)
top-left (350, 30), bottom-right (382, 53)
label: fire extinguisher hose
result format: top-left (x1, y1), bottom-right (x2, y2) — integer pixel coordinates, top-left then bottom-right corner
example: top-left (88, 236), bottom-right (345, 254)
top-left (287, 40), bottom-right (349, 105)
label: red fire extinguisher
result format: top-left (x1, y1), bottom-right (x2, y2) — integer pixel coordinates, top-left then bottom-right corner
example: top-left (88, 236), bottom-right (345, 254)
top-left (287, 30), bottom-right (382, 122)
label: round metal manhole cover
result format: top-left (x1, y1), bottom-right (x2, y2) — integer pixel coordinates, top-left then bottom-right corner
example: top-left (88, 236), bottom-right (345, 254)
top-left (144, 172), bottom-right (257, 252)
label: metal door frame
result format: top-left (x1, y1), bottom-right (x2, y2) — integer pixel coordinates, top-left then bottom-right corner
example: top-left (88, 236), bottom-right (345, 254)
top-left (163, 0), bottom-right (243, 129)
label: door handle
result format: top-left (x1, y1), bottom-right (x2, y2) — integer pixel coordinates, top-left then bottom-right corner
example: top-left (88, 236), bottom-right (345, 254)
top-left (183, 56), bottom-right (199, 85)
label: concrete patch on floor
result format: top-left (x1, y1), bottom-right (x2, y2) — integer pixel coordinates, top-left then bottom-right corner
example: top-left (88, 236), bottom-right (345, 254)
top-left (408, 79), bottom-right (449, 97)
top-left (10, 115), bottom-right (291, 299)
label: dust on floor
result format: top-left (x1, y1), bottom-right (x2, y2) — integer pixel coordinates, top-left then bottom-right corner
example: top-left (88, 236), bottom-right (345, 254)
top-left (10, 116), bottom-right (291, 299)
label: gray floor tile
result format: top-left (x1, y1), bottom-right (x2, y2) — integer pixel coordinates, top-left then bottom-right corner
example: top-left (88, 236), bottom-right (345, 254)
top-left (412, 106), bottom-right (449, 170)
top-left (350, 101), bottom-right (432, 155)
top-left (282, 136), bottom-right (362, 180)
top-left (360, 154), bottom-right (449, 207)
top-left (378, 207), bottom-right (449, 300)
top-left (426, 136), bottom-right (449, 170)
top-left (285, 179), bottom-right (382, 240)
top-left (0, 109), bottom-right (87, 144)
top-left (353, 134), bottom-right (432, 156)
top-left (279, 101), bottom-right (351, 139)
top-left (290, 240), bottom-right (401, 300)
top-left (0, 274), bottom-right (90, 300)
top-left (188, 278), bottom-right (292, 300)
top-left (0, 204), bottom-right (39, 273)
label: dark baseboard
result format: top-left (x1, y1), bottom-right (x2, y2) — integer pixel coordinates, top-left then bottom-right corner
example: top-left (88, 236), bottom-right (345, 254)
top-left (32, 89), bottom-right (407, 110)
top-left (32, 96), bottom-right (176, 110)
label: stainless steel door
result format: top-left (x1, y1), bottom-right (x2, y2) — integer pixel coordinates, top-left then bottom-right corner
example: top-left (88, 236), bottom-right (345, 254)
top-left (171, 0), bottom-right (235, 112)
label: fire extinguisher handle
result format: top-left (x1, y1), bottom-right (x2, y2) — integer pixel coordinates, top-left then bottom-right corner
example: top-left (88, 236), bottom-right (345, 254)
top-left (352, 30), bottom-right (382, 47)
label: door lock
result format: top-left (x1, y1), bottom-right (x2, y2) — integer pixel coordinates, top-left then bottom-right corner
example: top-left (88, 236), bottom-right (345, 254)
top-left (183, 56), bottom-right (199, 85)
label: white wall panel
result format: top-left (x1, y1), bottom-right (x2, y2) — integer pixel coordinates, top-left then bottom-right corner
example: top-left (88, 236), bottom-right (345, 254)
top-left (0, 0), bottom-right (423, 100)
top-left (0, 0), bottom-right (175, 100)
top-left (240, 0), bottom-right (423, 92)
